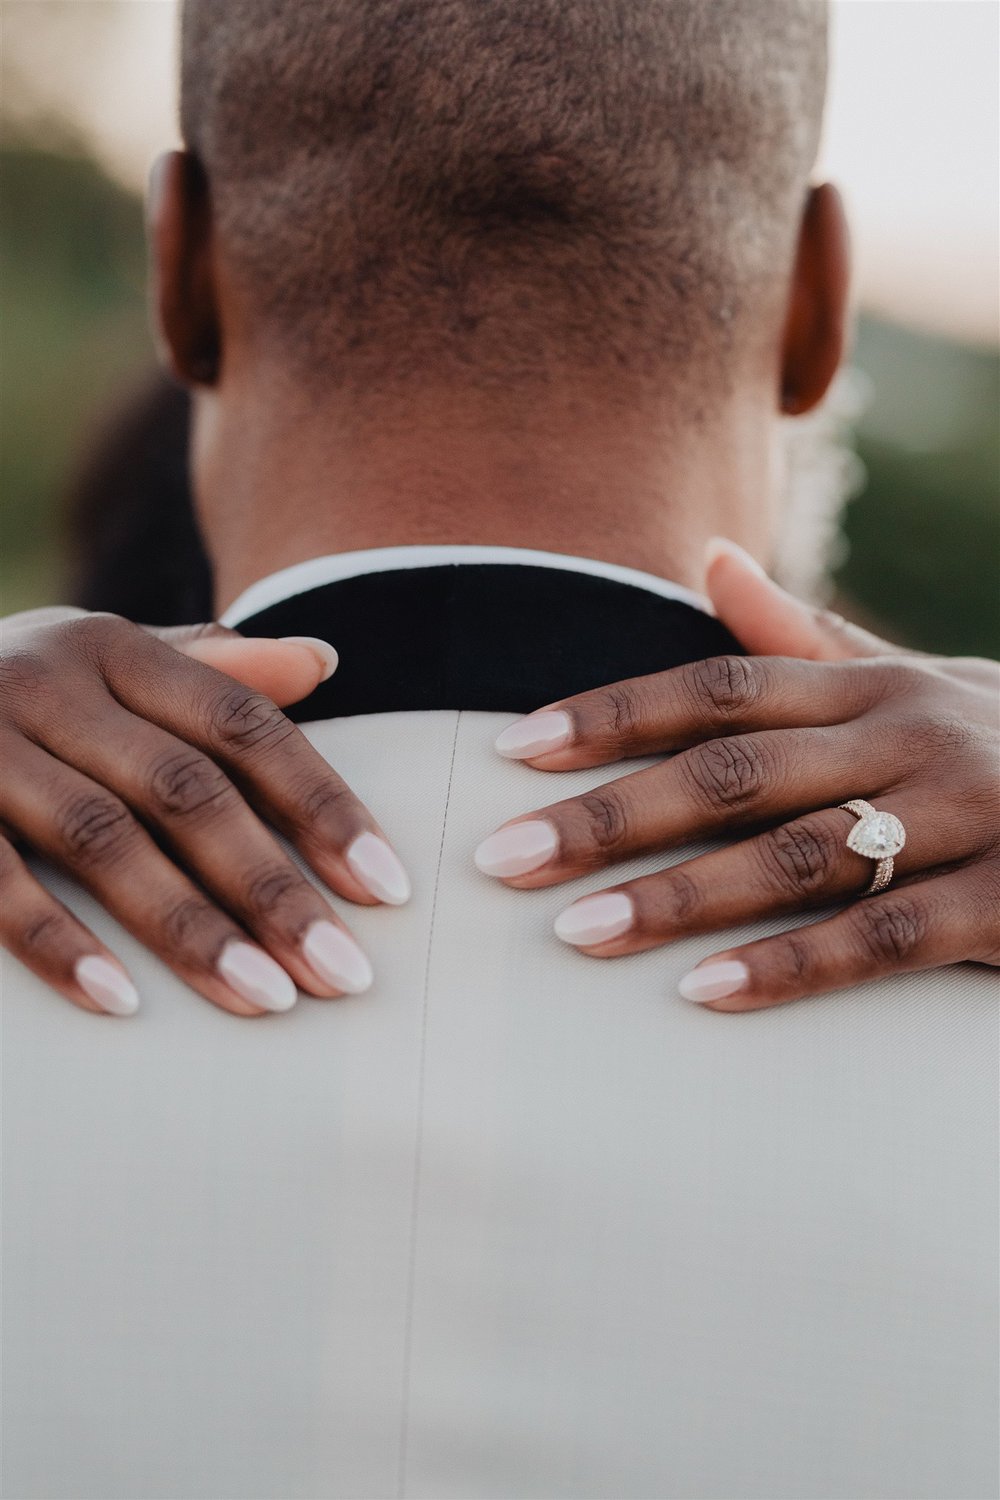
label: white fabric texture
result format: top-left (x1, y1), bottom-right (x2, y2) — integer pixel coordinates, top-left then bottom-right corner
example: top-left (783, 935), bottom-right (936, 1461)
top-left (2, 711), bottom-right (997, 1500)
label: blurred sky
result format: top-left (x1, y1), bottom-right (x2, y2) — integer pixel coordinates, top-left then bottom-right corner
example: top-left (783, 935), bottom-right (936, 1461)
top-left (3, 0), bottom-right (997, 344)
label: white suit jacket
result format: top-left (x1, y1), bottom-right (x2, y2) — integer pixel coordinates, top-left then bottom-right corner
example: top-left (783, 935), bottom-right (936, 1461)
top-left (2, 556), bottom-right (997, 1500)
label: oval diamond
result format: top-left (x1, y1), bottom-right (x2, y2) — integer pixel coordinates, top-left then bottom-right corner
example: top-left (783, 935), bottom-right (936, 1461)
top-left (846, 811), bottom-right (906, 860)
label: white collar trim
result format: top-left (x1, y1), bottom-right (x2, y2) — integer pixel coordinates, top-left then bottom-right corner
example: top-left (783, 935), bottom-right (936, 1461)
top-left (221, 545), bottom-right (709, 626)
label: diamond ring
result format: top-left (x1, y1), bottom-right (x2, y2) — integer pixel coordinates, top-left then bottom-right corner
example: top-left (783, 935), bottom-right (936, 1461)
top-left (839, 799), bottom-right (907, 895)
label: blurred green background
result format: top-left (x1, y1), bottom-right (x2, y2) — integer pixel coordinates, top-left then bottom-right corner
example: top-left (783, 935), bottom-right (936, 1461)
top-left (2, 136), bottom-right (998, 653)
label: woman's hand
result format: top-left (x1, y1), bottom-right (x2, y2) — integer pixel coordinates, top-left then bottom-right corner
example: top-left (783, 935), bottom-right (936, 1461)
top-left (1, 610), bottom-right (409, 1017)
top-left (474, 540), bottom-right (1000, 1012)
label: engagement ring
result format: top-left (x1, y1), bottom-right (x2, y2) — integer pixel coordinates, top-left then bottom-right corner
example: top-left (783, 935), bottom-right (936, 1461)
top-left (839, 799), bottom-right (907, 895)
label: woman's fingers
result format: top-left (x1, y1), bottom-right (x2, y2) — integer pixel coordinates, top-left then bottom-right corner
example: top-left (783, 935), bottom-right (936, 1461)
top-left (490, 536), bottom-right (911, 775)
top-left (490, 540), bottom-right (907, 775)
top-left (550, 793), bottom-right (977, 957)
top-left (3, 738), bottom-right (369, 1016)
top-left (159, 623), bottom-right (339, 707)
top-left (27, 615), bottom-right (409, 908)
top-left (480, 548), bottom-right (997, 1008)
top-left (33, 701), bottom-right (375, 997)
top-left (1, 609), bottom-right (398, 1015)
top-left (674, 862), bottom-right (1000, 1013)
top-left (4, 612), bottom-right (339, 710)
top-left (703, 535), bottom-right (902, 662)
top-left (476, 725), bottom-right (878, 888)
top-left (5, 740), bottom-right (278, 1016)
top-left (493, 653), bottom-right (879, 771)
top-left (0, 834), bottom-right (139, 1016)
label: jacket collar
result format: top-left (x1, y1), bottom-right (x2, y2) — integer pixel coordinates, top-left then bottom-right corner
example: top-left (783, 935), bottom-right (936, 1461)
top-left (236, 561), bottom-right (742, 720)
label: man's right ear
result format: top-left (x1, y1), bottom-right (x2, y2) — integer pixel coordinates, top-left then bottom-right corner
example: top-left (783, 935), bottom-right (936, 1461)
top-left (148, 151), bottom-right (221, 386)
top-left (779, 183), bottom-right (851, 416)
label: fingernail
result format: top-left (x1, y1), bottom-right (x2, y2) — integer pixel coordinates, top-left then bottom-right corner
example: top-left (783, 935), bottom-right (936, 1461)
top-left (347, 831), bottom-right (411, 905)
top-left (279, 636), bottom-right (339, 681)
top-left (75, 955), bottom-right (140, 1016)
top-left (704, 536), bottom-right (768, 579)
top-left (678, 959), bottom-right (749, 1005)
top-left (554, 891), bottom-right (634, 947)
top-left (474, 820), bottom-right (558, 877)
top-left (495, 710), bottom-right (572, 759)
top-left (302, 920), bottom-right (373, 994)
top-left (218, 942), bottom-right (298, 1012)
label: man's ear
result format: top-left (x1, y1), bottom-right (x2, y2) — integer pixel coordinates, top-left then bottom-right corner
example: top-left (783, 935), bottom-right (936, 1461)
top-left (148, 150), bottom-right (221, 386)
top-left (779, 183), bottom-right (851, 416)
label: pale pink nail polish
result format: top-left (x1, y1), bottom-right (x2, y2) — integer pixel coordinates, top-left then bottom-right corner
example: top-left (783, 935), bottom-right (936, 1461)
top-left (278, 636), bottom-right (339, 681)
top-left (218, 942), bottom-right (297, 1012)
top-left (302, 921), bottom-right (373, 994)
top-left (347, 832), bottom-right (411, 905)
top-left (474, 820), bottom-right (558, 877)
top-left (495, 710), bottom-right (572, 759)
top-left (678, 959), bottom-right (749, 1005)
top-left (554, 892), bottom-right (634, 947)
top-left (75, 955), bottom-right (139, 1016)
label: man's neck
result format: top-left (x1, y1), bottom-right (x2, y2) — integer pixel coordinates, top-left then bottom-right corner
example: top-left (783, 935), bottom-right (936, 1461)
top-left (195, 376), bottom-right (776, 614)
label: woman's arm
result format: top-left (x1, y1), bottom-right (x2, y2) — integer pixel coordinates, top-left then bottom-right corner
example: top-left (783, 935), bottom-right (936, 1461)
top-left (0, 610), bottom-right (408, 1016)
top-left (475, 540), bottom-right (1000, 1010)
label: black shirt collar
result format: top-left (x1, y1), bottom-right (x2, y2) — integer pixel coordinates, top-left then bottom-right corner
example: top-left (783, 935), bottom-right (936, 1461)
top-left (236, 563), bottom-right (741, 721)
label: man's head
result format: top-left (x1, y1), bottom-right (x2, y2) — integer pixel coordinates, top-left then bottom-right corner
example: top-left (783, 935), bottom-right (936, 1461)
top-left (154, 0), bottom-right (849, 609)
top-left (160, 0), bottom-right (842, 409)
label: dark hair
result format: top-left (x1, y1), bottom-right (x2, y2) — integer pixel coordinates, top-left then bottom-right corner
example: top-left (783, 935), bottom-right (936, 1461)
top-left (65, 372), bottom-right (212, 624)
top-left (181, 0), bottom-right (827, 394)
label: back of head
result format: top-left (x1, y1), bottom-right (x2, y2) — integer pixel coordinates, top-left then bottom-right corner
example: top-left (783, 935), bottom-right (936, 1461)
top-left (180, 0), bottom-right (827, 393)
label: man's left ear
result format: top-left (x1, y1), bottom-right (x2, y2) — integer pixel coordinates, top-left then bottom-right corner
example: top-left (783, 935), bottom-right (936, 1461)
top-left (779, 183), bottom-right (851, 416)
top-left (148, 150), bottom-right (221, 386)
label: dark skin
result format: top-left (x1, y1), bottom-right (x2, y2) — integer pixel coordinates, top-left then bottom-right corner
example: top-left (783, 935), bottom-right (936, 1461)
top-left (0, 614), bottom-right (405, 1015)
top-left (2, 548), bottom-right (996, 1016)
top-left (475, 542), bottom-right (1000, 1011)
top-left (1, 159), bottom-right (996, 1014)
top-left (151, 159), bottom-right (849, 610)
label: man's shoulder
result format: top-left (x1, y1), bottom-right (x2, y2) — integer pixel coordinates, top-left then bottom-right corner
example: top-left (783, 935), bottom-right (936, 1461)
top-left (4, 709), bottom-right (997, 1500)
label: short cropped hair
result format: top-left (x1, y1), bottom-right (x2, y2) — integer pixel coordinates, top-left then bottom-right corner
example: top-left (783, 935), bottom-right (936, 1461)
top-left (181, 0), bottom-right (827, 390)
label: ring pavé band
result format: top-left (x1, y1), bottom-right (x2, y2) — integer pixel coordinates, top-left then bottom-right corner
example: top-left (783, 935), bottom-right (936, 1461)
top-left (838, 799), bottom-right (907, 896)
